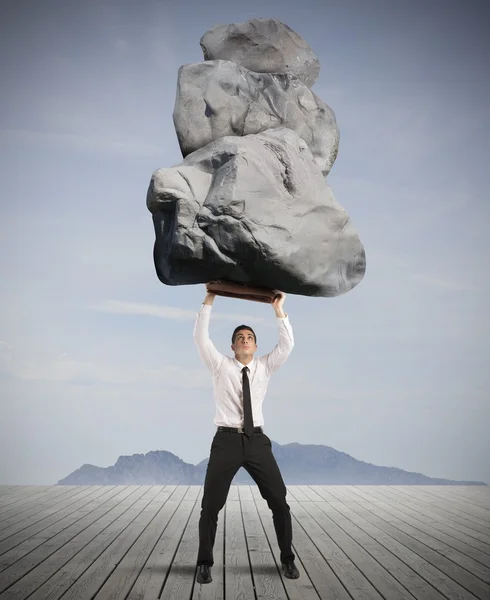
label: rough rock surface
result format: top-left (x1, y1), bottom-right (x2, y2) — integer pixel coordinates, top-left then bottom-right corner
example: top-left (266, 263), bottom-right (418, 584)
top-left (200, 18), bottom-right (320, 88)
top-left (174, 60), bottom-right (339, 176)
top-left (147, 127), bottom-right (365, 297)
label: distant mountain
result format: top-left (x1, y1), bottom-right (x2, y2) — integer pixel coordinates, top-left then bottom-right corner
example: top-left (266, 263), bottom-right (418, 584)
top-left (58, 441), bottom-right (487, 485)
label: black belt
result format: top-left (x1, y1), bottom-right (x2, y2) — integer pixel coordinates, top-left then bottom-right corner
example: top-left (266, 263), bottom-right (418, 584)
top-left (217, 426), bottom-right (263, 434)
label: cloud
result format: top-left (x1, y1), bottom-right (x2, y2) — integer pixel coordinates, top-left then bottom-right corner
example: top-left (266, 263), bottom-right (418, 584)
top-left (0, 129), bottom-right (162, 158)
top-left (0, 347), bottom-right (210, 388)
top-left (89, 299), bottom-right (267, 324)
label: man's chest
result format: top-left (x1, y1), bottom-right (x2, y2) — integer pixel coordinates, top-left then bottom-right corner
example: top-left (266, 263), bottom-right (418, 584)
top-left (216, 361), bottom-right (268, 393)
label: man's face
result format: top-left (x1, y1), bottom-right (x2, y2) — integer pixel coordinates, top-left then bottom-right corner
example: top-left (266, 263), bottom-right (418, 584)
top-left (231, 329), bottom-right (257, 356)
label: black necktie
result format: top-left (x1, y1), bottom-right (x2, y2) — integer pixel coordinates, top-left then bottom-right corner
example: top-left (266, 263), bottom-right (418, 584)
top-left (241, 366), bottom-right (254, 438)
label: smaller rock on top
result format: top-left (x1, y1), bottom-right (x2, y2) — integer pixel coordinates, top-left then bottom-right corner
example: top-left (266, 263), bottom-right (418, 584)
top-left (200, 18), bottom-right (320, 88)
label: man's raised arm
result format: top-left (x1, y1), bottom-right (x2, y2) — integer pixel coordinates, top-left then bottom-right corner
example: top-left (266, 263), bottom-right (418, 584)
top-left (262, 291), bottom-right (295, 374)
top-left (193, 290), bottom-right (224, 373)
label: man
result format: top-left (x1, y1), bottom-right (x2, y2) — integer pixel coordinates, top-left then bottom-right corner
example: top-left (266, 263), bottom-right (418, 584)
top-left (193, 286), bottom-right (300, 584)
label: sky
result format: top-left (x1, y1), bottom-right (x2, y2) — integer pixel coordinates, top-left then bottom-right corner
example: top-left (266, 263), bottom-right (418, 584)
top-left (1, 0), bottom-right (489, 486)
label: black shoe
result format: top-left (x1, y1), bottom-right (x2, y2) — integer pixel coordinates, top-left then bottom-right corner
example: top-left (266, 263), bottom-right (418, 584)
top-left (282, 559), bottom-right (300, 579)
top-left (196, 564), bottom-right (212, 584)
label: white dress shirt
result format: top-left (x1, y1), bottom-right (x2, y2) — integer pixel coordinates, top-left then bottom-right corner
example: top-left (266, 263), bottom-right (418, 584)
top-left (193, 304), bottom-right (294, 428)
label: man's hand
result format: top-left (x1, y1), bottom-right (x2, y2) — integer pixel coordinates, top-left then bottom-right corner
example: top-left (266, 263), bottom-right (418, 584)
top-left (272, 291), bottom-right (286, 318)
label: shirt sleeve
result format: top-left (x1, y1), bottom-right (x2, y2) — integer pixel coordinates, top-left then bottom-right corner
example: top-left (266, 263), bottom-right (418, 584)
top-left (261, 314), bottom-right (295, 375)
top-left (193, 304), bottom-right (225, 374)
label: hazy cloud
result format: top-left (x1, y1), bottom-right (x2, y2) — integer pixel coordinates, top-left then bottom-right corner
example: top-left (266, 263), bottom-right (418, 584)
top-left (89, 299), bottom-right (268, 324)
top-left (0, 129), bottom-right (163, 158)
top-left (0, 346), bottom-right (209, 388)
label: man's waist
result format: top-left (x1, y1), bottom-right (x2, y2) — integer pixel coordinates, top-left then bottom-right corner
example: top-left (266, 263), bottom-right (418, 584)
top-left (217, 426), bottom-right (263, 434)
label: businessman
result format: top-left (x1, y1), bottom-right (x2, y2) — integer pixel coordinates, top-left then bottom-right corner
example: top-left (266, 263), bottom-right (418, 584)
top-left (193, 287), bottom-right (300, 584)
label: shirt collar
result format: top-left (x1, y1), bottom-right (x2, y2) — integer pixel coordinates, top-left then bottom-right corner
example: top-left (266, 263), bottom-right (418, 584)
top-left (233, 356), bottom-right (255, 371)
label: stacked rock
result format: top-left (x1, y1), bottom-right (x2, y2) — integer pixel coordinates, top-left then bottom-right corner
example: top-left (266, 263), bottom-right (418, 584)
top-left (147, 18), bottom-right (366, 297)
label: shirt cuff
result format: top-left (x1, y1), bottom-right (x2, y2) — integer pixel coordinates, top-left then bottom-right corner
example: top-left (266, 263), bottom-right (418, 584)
top-left (199, 303), bottom-right (213, 314)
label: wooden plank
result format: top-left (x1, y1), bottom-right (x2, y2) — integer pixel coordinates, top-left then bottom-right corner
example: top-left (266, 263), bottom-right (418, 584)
top-left (424, 487), bottom-right (490, 511)
top-left (0, 487), bottom-right (104, 535)
top-left (289, 498), bottom-right (384, 599)
top-left (286, 497), bottom-right (353, 600)
top-left (193, 489), bottom-right (224, 600)
top-left (0, 487), bottom-right (21, 497)
top-left (329, 486), bottom-right (490, 542)
top-left (284, 487), bottom-right (300, 501)
top-left (157, 487), bottom-right (204, 600)
top-left (0, 487), bottom-right (93, 526)
top-left (227, 484), bottom-right (239, 502)
top-left (317, 487), bottom-right (357, 503)
top-left (0, 487), bottom-right (81, 515)
top-left (0, 487), bottom-right (52, 504)
top-left (424, 486), bottom-right (490, 524)
top-left (91, 487), bottom-right (203, 600)
top-left (340, 486), bottom-right (490, 600)
top-left (3, 486), bottom-right (487, 600)
top-left (0, 486), bottom-right (126, 565)
top-left (415, 486), bottom-right (490, 508)
top-left (313, 487), bottom-right (480, 600)
top-left (378, 488), bottom-right (490, 545)
top-left (394, 486), bottom-right (490, 523)
top-left (286, 486), bottom-right (311, 503)
top-left (299, 487), bottom-right (327, 503)
top-left (395, 486), bottom-right (490, 517)
top-left (301, 487), bottom-right (447, 600)
top-left (346, 487), bottom-right (490, 574)
top-left (0, 485), bottom-right (152, 599)
top-left (0, 487), bottom-right (62, 514)
top-left (0, 486), bottom-right (114, 543)
top-left (364, 487), bottom-right (490, 559)
top-left (221, 491), bottom-right (255, 600)
top-left (250, 485), bottom-right (322, 600)
top-left (307, 487), bottom-right (340, 503)
top-left (30, 486), bottom-right (171, 600)
top-left (123, 486), bottom-right (196, 600)
top-left (299, 498), bottom-right (417, 600)
top-left (239, 485), bottom-right (289, 600)
top-left (374, 486), bottom-right (490, 527)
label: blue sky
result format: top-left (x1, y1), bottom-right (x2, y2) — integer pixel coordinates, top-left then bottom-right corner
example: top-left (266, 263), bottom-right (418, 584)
top-left (1, 0), bottom-right (489, 485)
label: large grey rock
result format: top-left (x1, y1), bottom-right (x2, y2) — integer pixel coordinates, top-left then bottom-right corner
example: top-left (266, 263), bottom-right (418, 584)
top-left (174, 60), bottom-right (339, 176)
top-left (147, 127), bottom-right (365, 297)
top-left (200, 18), bottom-right (320, 88)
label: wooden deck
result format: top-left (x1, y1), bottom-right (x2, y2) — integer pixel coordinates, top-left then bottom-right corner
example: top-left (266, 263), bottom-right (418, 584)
top-left (0, 485), bottom-right (489, 599)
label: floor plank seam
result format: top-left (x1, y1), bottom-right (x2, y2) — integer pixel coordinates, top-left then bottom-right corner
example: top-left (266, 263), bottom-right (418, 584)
top-left (237, 486), bottom-right (258, 600)
top-left (120, 485), bottom-right (188, 600)
top-left (340, 487), bottom-right (490, 600)
top-left (158, 486), bottom-right (198, 600)
top-left (348, 487), bottom-right (490, 577)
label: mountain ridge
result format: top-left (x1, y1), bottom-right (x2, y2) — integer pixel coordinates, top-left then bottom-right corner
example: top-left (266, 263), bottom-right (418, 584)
top-left (58, 441), bottom-right (487, 485)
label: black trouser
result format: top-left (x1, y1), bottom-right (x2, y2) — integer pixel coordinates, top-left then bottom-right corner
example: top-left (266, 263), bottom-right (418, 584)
top-left (197, 428), bottom-right (295, 566)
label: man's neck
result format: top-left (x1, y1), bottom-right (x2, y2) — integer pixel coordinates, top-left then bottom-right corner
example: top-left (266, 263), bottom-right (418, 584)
top-left (235, 355), bottom-right (254, 366)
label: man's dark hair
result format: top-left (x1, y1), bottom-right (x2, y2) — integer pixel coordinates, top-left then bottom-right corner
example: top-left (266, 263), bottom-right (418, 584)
top-left (231, 325), bottom-right (257, 344)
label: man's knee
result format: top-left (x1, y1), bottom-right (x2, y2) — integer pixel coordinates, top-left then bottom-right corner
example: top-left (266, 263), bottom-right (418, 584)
top-left (201, 489), bottom-right (228, 516)
top-left (270, 496), bottom-right (290, 512)
top-left (261, 487), bottom-right (289, 512)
